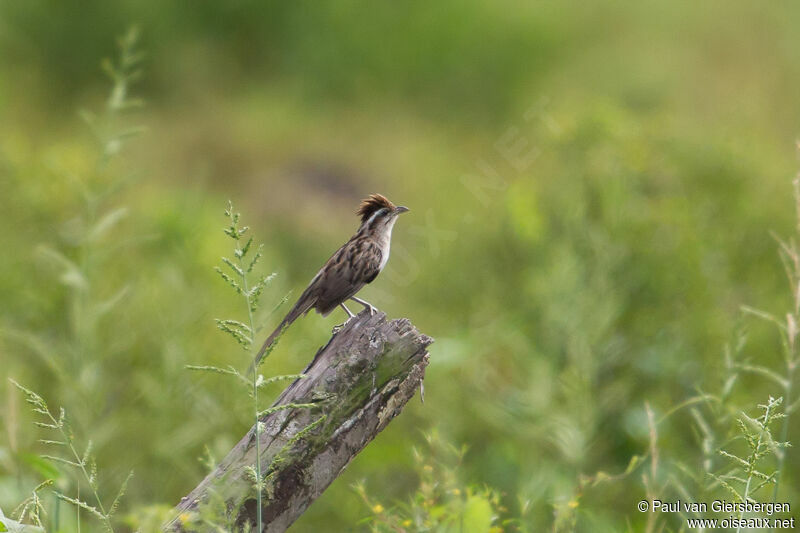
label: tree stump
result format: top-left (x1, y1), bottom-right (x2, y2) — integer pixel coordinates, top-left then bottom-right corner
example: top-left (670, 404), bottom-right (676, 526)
top-left (164, 311), bottom-right (432, 532)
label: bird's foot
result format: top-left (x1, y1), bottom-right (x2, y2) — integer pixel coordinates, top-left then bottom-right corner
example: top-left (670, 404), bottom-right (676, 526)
top-left (332, 317), bottom-right (353, 335)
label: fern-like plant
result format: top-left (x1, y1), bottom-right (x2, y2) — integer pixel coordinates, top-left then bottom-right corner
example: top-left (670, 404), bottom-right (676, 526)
top-left (34, 25), bottom-right (144, 368)
top-left (714, 396), bottom-right (790, 531)
top-left (5, 26), bottom-right (144, 533)
top-left (353, 430), bottom-right (515, 533)
top-left (185, 201), bottom-right (311, 530)
top-left (9, 380), bottom-right (132, 532)
top-left (8, 480), bottom-right (52, 530)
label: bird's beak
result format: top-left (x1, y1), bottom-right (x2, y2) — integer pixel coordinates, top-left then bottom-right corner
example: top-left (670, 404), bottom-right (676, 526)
top-left (395, 206), bottom-right (410, 214)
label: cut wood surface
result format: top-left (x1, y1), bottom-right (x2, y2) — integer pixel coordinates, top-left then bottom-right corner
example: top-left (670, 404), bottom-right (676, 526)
top-left (165, 311), bottom-right (432, 532)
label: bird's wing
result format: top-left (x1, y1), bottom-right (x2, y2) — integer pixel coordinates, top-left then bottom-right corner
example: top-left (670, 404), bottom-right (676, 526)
top-left (362, 241), bottom-right (383, 283)
top-left (314, 239), bottom-right (383, 315)
top-left (252, 236), bottom-right (383, 372)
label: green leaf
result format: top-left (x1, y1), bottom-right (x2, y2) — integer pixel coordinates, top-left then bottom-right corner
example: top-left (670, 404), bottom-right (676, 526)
top-left (214, 319), bottom-right (252, 347)
top-left (41, 455), bottom-right (81, 468)
top-left (109, 470), bottom-right (134, 516)
top-left (37, 439), bottom-right (66, 447)
top-left (740, 305), bottom-right (787, 332)
top-left (622, 454), bottom-right (643, 476)
top-left (221, 257), bottom-right (243, 277)
top-left (462, 495), bottom-right (494, 533)
top-left (741, 413), bottom-right (763, 432)
top-left (249, 272), bottom-right (277, 312)
top-left (256, 374), bottom-right (305, 389)
top-left (710, 474), bottom-right (743, 503)
top-left (35, 246), bottom-right (88, 291)
top-left (82, 440), bottom-right (94, 467)
top-left (54, 492), bottom-right (107, 521)
top-left (8, 379), bottom-right (48, 411)
top-left (719, 450), bottom-right (749, 468)
top-left (185, 365), bottom-right (250, 386)
top-left (94, 285), bottom-right (131, 318)
top-left (87, 207), bottom-right (129, 241)
top-left (239, 237), bottom-right (254, 259)
top-left (215, 319), bottom-right (252, 335)
top-left (737, 363), bottom-right (790, 388)
top-left (246, 244), bottom-right (263, 272)
top-left (20, 453), bottom-right (61, 480)
top-left (214, 267), bottom-right (242, 293)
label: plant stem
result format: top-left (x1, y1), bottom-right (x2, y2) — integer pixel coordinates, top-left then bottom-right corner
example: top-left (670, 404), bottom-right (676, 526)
top-left (43, 408), bottom-right (112, 531)
top-left (772, 359), bottom-right (794, 503)
top-left (772, 175), bottom-right (800, 503)
top-left (238, 247), bottom-right (262, 531)
top-left (54, 493), bottom-right (60, 531)
top-left (737, 403), bottom-right (772, 533)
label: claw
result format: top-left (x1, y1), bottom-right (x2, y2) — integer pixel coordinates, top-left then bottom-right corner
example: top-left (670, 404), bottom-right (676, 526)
top-left (332, 316), bottom-right (353, 334)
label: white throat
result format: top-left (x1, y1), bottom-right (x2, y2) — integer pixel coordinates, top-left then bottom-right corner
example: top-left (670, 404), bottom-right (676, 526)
top-left (377, 217), bottom-right (398, 270)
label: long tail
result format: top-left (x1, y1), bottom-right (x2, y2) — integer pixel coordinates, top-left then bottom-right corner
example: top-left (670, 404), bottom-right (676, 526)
top-left (249, 293), bottom-right (316, 374)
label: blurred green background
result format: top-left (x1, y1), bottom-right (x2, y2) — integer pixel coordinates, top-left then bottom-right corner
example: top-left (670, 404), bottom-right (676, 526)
top-left (1, 1), bottom-right (799, 531)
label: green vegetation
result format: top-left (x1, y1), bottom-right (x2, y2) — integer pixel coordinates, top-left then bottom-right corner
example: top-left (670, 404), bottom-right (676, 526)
top-left (10, 379), bottom-right (132, 532)
top-left (1, 2), bottom-right (799, 531)
top-left (354, 431), bottom-right (523, 533)
top-left (182, 202), bottom-right (310, 531)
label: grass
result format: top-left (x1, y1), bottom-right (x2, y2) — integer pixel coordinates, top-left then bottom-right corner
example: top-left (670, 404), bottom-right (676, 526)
top-left (181, 202), bottom-right (317, 529)
top-left (2, 27), bottom-right (143, 533)
top-left (9, 380), bottom-right (132, 532)
top-left (1, 3), bottom-right (799, 531)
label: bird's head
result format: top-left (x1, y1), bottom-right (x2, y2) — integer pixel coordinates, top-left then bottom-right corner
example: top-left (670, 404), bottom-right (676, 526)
top-left (356, 194), bottom-right (409, 230)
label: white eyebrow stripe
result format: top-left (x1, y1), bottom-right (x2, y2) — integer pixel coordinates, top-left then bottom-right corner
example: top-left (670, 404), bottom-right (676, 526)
top-left (364, 209), bottom-right (383, 226)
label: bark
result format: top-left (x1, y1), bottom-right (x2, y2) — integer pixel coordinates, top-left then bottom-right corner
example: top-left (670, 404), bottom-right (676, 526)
top-left (164, 311), bottom-right (432, 532)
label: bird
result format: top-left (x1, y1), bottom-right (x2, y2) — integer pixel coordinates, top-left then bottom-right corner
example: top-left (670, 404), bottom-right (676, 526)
top-left (250, 193), bottom-right (409, 372)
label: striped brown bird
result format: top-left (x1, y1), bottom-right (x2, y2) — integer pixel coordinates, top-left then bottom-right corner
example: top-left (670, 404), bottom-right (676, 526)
top-left (251, 193), bottom-right (409, 371)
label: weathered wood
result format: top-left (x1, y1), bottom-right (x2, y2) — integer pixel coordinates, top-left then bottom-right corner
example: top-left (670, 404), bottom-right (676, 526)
top-left (164, 311), bottom-right (432, 532)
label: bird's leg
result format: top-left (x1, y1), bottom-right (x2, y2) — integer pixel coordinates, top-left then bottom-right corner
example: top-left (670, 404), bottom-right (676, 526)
top-left (340, 303), bottom-right (356, 319)
top-left (332, 303), bottom-right (356, 334)
top-left (350, 296), bottom-right (377, 316)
